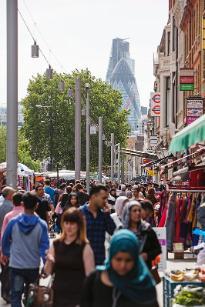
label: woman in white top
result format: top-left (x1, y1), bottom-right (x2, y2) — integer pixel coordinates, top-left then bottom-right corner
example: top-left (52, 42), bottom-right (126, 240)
top-left (111, 196), bottom-right (129, 230)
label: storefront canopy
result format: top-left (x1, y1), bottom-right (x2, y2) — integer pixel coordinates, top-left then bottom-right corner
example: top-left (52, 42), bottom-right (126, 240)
top-left (169, 114), bottom-right (205, 153)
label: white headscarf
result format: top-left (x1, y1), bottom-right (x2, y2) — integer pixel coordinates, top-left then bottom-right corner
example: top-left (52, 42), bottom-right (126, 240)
top-left (114, 196), bottom-right (128, 219)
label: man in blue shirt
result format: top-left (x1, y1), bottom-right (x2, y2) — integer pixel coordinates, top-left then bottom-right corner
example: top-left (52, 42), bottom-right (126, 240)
top-left (44, 179), bottom-right (55, 204)
top-left (81, 185), bottom-right (116, 265)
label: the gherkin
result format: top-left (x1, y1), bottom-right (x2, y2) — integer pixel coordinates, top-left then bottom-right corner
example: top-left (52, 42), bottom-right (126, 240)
top-left (106, 38), bottom-right (141, 132)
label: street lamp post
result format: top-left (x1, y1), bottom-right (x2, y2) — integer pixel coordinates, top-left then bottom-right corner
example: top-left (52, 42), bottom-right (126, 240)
top-left (85, 83), bottom-right (90, 192)
top-left (98, 117), bottom-right (103, 183)
top-left (111, 133), bottom-right (114, 181)
top-left (117, 144), bottom-right (121, 184)
top-left (75, 78), bottom-right (81, 181)
top-left (6, 0), bottom-right (18, 188)
top-left (36, 104), bottom-right (53, 169)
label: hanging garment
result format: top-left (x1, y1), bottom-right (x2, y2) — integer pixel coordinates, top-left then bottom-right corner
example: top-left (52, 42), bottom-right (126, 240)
top-left (165, 194), bottom-right (176, 252)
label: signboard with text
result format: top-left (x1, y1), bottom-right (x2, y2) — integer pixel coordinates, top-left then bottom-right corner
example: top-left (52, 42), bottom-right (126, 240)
top-left (153, 227), bottom-right (167, 271)
top-left (186, 97), bottom-right (204, 125)
top-left (150, 92), bottom-right (160, 117)
top-left (180, 68), bottom-right (194, 92)
top-left (150, 136), bottom-right (158, 148)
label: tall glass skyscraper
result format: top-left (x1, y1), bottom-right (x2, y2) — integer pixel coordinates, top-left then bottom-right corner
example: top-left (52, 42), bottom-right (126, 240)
top-left (106, 38), bottom-right (141, 132)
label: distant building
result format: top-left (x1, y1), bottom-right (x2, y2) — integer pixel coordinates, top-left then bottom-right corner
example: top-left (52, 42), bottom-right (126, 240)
top-left (106, 38), bottom-right (141, 132)
top-left (0, 105), bottom-right (24, 128)
top-left (141, 106), bottom-right (147, 116)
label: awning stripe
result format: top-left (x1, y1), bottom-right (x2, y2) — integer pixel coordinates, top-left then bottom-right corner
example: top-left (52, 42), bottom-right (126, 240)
top-left (169, 114), bottom-right (205, 153)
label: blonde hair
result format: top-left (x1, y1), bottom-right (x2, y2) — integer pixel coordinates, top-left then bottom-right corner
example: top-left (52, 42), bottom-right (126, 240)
top-left (60, 207), bottom-right (88, 244)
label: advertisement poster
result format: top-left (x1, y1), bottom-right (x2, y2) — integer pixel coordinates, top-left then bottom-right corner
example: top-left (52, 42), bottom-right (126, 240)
top-left (153, 227), bottom-right (167, 271)
top-left (186, 97), bottom-right (204, 125)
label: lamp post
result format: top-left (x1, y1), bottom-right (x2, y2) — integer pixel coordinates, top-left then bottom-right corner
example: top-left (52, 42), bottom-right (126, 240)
top-left (75, 78), bottom-right (81, 181)
top-left (6, 0), bottom-right (18, 188)
top-left (85, 83), bottom-right (90, 192)
top-left (36, 104), bottom-right (53, 169)
top-left (111, 133), bottom-right (114, 181)
top-left (98, 117), bottom-right (103, 183)
top-left (117, 144), bottom-right (121, 183)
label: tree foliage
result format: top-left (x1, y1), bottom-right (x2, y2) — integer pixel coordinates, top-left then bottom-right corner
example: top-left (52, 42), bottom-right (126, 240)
top-left (18, 131), bottom-right (41, 171)
top-left (0, 126), bottom-right (40, 171)
top-left (0, 126), bottom-right (6, 163)
top-left (22, 69), bottom-right (130, 171)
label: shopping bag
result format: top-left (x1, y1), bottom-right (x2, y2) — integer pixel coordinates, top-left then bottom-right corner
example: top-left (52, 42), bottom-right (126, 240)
top-left (26, 277), bottom-right (53, 307)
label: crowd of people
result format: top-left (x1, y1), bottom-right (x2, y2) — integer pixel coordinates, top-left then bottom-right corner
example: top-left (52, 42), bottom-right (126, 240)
top-left (0, 179), bottom-right (162, 307)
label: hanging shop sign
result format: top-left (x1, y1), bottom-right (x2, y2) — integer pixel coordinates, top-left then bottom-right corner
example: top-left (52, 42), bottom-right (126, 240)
top-left (147, 169), bottom-right (155, 176)
top-left (180, 83), bottom-right (194, 91)
top-left (186, 96), bottom-right (204, 125)
top-left (153, 227), bottom-right (167, 271)
top-left (180, 68), bottom-right (194, 91)
top-left (150, 92), bottom-right (160, 117)
top-left (202, 17), bottom-right (205, 50)
top-left (150, 136), bottom-right (158, 148)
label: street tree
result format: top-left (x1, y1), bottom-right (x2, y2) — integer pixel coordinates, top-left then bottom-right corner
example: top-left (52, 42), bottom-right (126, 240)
top-left (0, 126), bottom-right (40, 171)
top-left (22, 69), bottom-right (130, 171)
top-left (0, 126), bottom-right (6, 163)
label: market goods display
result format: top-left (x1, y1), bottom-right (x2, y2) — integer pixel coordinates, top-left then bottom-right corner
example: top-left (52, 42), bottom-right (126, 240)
top-left (168, 268), bottom-right (204, 282)
top-left (173, 285), bottom-right (205, 306)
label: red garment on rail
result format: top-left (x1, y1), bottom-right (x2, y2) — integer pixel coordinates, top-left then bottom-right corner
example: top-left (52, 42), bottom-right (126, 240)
top-left (159, 207), bottom-right (167, 227)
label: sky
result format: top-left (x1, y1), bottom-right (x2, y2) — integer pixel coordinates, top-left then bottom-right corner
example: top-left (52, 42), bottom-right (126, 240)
top-left (0, 0), bottom-right (168, 107)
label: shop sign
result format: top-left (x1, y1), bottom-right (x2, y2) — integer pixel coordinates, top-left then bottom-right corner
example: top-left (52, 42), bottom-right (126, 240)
top-left (180, 68), bottom-right (194, 76)
top-left (147, 169), bottom-right (155, 176)
top-left (153, 227), bottom-right (167, 271)
top-left (202, 18), bottom-right (205, 50)
top-left (180, 76), bottom-right (194, 84)
top-left (186, 97), bottom-right (204, 125)
top-left (150, 92), bottom-right (160, 117)
top-left (180, 83), bottom-right (194, 91)
top-left (180, 68), bottom-right (194, 92)
top-left (150, 136), bottom-right (158, 147)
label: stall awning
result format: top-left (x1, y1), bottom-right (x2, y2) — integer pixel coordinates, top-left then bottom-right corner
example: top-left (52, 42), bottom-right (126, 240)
top-left (169, 114), bottom-right (205, 153)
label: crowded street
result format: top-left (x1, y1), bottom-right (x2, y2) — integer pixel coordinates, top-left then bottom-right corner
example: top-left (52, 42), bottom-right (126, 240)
top-left (1, 0), bottom-right (205, 306)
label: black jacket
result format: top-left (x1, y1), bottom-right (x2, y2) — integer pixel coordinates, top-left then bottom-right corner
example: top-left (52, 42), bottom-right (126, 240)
top-left (139, 227), bottom-right (161, 269)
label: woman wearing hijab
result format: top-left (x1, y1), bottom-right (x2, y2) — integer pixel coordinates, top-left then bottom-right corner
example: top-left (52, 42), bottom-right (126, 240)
top-left (111, 196), bottom-right (129, 229)
top-left (122, 200), bottom-right (161, 270)
top-left (81, 230), bottom-right (158, 307)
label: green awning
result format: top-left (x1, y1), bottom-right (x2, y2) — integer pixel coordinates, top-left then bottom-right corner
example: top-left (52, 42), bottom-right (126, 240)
top-left (169, 114), bottom-right (205, 153)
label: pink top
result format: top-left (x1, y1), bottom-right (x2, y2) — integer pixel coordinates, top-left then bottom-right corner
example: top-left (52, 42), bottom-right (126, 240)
top-left (1, 206), bottom-right (24, 238)
top-left (55, 202), bottom-right (63, 215)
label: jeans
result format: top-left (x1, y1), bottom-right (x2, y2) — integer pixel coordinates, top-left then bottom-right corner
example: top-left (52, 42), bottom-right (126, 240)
top-left (0, 263), bottom-right (10, 302)
top-left (10, 267), bottom-right (39, 307)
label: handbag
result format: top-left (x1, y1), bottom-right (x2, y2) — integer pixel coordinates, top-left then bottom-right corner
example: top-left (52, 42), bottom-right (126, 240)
top-left (26, 276), bottom-right (53, 307)
top-left (151, 266), bottom-right (161, 285)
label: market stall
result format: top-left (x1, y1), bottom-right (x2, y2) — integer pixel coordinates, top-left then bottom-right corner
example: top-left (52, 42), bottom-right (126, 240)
top-left (164, 268), bottom-right (205, 306)
top-left (155, 116), bottom-right (205, 260)
top-left (0, 162), bottom-right (34, 191)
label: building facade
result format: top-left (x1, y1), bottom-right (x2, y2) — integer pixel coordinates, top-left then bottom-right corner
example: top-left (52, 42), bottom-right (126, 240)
top-left (106, 38), bottom-right (141, 132)
top-left (145, 0), bottom-right (205, 182)
top-left (0, 105), bottom-right (24, 128)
